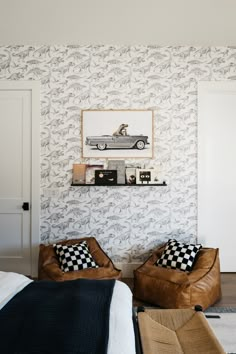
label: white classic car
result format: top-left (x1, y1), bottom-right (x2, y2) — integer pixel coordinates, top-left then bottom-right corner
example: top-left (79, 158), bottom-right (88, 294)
top-left (85, 124), bottom-right (150, 151)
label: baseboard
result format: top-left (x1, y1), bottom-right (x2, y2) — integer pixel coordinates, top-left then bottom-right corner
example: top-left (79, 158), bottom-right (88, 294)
top-left (115, 262), bottom-right (142, 278)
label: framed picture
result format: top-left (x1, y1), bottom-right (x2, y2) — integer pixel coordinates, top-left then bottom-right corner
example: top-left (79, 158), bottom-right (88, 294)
top-left (82, 110), bottom-right (153, 158)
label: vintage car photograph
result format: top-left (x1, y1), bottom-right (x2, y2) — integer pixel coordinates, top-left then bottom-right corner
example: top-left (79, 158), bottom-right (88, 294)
top-left (85, 123), bottom-right (150, 151)
top-left (82, 110), bottom-right (153, 158)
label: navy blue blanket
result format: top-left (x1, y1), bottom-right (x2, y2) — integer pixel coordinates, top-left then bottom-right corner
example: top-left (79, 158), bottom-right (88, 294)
top-left (0, 278), bottom-right (115, 354)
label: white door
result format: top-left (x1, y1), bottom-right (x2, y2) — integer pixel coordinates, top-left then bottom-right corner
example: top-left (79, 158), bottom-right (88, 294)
top-left (0, 81), bottom-right (40, 276)
top-left (198, 81), bottom-right (236, 272)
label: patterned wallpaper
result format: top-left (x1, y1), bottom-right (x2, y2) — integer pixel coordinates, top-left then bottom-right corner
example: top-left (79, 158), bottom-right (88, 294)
top-left (1, 45), bottom-right (236, 263)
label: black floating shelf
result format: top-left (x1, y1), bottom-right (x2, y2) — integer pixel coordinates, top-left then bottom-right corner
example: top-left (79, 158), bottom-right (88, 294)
top-left (71, 182), bottom-right (167, 187)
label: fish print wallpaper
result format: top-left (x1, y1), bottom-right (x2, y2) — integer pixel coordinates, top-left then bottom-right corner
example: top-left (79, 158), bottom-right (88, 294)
top-left (0, 45), bottom-right (236, 264)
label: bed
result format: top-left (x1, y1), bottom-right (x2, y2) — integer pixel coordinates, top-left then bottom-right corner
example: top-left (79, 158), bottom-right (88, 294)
top-left (0, 271), bottom-right (136, 354)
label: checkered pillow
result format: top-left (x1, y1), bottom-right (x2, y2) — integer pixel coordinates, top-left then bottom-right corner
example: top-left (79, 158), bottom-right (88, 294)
top-left (156, 239), bottom-right (202, 272)
top-left (53, 241), bottom-right (99, 272)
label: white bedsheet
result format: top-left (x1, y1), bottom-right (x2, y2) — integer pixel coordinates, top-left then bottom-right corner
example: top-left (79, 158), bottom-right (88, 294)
top-left (0, 272), bottom-right (135, 354)
top-left (108, 280), bottom-right (136, 354)
top-left (0, 271), bottom-right (33, 310)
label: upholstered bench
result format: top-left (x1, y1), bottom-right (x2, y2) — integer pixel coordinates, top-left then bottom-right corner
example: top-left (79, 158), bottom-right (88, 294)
top-left (137, 307), bottom-right (225, 354)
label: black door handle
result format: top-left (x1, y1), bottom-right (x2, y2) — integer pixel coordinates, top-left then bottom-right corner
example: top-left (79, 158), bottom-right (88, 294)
top-left (22, 202), bottom-right (29, 211)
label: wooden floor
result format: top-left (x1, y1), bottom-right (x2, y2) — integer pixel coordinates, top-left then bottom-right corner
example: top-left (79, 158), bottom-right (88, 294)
top-left (122, 273), bottom-right (236, 307)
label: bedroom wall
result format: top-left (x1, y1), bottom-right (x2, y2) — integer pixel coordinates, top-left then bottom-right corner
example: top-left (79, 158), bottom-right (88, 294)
top-left (1, 0), bottom-right (236, 46)
top-left (0, 45), bottom-right (236, 270)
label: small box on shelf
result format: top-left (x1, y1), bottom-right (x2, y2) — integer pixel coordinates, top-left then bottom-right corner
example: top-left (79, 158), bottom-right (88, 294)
top-left (136, 168), bottom-right (160, 185)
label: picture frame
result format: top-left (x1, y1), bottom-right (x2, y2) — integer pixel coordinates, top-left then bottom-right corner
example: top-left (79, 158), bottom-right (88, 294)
top-left (82, 110), bottom-right (154, 158)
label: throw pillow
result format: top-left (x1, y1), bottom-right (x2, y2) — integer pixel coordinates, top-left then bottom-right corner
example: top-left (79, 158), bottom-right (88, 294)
top-left (53, 241), bottom-right (99, 272)
top-left (156, 239), bottom-right (202, 272)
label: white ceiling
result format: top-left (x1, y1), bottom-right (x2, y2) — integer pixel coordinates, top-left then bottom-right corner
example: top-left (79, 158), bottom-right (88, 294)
top-left (0, 0), bottom-right (236, 45)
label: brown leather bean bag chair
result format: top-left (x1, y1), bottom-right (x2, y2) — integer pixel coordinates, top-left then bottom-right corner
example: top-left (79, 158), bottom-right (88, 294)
top-left (133, 243), bottom-right (221, 310)
top-left (38, 237), bottom-right (121, 281)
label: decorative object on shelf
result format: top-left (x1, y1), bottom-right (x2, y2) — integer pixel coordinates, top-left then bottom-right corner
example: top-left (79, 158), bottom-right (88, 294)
top-left (107, 160), bottom-right (126, 184)
top-left (71, 181), bottom-right (167, 187)
top-left (85, 164), bottom-right (104, 184)
top-left (95, 170), bottom-right (117, 185)
top-left (136, 168), bottom-right (159, 184)
top-left (71, 162), bottom-right (166, 187)
top-left (82, 109), bottom-right (153, 159)
top-left (72, 164), bottom-right (87, 185)
top-left (125, 167), bottom-right (137, 184)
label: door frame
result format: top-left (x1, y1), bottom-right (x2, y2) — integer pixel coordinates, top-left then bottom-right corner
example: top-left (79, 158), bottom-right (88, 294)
top-left (198, 81), bottom-right (236, 272)
top-left (0, 80), bottom-right (40, 277)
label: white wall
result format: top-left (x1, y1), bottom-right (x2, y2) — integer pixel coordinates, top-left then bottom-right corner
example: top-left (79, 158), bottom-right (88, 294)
top-left (198, 81), bottom-right (236, 271)
top-left (1, 1), bottom-right (236, 274)
top-left (1, 0), bottom-right (236, 45)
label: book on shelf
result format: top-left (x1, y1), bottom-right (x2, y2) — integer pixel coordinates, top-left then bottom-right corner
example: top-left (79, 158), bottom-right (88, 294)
top-left (72, 164), bottom-right (87, 184)
top-left (95, 170), bottom-right (117, 185)
top-left (107, 160), bottom-right (125, 184)
top-left (85, 164), bottom-right (104, 184)
top-left (125, 167), bottom-right (137, 184)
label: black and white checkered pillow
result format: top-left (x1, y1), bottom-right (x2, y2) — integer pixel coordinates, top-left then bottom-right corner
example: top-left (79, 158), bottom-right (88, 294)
top-left (156, 239), bottom-right (202, 272)
top-left (53, 241), bottom-right (99, 272)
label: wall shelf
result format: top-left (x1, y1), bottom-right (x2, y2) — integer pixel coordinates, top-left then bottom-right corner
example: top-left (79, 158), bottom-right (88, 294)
top-left (71, 182), bottom-right (167, 187)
